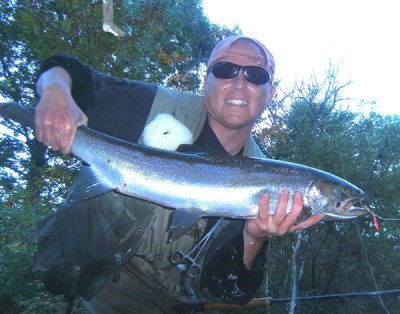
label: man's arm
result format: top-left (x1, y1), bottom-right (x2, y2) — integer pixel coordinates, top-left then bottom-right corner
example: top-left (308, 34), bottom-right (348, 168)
top-left (201, 191), bottom-right (324, 304)
top-left (34, 62), bottom-right (157, 154)
top-left (35, 66), bottom-right (88, 154)
top-left (34, 55), bottom-right (158, 152)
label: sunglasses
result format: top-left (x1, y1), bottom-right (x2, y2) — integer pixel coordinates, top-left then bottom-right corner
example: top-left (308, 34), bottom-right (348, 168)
top-left (208, 62), bottom-right (271, 85)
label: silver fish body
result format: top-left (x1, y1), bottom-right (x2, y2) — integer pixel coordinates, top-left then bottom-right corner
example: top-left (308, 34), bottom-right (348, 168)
top-left (0, 102), bottom-right (368, 239)
top-left (70, 126), bottom-right (367, 229)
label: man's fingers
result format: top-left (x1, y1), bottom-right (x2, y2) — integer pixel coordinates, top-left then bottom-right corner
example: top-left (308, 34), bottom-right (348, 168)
top-left (258, 193), bottom-right (270, 219)
top-left (290, 213), bottom-right (325, 232)
top-left (272, 189), bottom-right (290, 220)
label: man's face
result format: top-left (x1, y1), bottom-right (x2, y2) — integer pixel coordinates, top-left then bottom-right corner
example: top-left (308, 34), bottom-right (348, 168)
top-left (204, 40), bottom-right (275, 132)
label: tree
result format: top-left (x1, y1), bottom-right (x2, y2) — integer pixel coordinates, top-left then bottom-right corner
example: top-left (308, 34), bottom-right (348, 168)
top-left (2, 1), bottom-right (399, 312)
top-left (254, 65), bottom-right (400, 313)
top-left (0, 0), bottom-right (237, 312)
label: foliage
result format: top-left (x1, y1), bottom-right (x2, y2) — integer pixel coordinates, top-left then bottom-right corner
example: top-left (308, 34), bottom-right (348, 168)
top-left (1, 0), bottom-right (238, 93)
top-left (0, 0), bottom-right (236, 312)
top-left (252, 65), bottom-right (400, 313)
top-left (1, 0), bottom-right (399, 313)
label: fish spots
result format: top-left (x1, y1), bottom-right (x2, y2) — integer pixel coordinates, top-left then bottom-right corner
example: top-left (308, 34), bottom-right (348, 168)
top-left (308, 185), bottom-right (321, 197)
top-left (106, 159), bottom-right (117, 168)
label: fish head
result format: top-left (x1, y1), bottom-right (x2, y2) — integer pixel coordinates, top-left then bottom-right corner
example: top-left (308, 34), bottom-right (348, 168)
top-left (305, 179), bottom-right (368, 220)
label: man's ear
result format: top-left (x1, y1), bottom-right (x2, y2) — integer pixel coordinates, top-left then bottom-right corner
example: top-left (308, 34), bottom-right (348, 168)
top-left (266, 85), bottom-right (276, 104)
top-left (203, 74), bottom-right (208, 89)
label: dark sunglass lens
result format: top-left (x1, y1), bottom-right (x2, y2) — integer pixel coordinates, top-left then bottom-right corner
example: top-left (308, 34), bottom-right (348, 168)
top-left (212, 62), bottom-right (238, 79)
top-left (244, 67), bottom-right (270, 85)
top-left (211, 62), bottom-right (270, 85)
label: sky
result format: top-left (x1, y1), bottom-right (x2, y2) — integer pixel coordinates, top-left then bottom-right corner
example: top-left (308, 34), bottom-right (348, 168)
top-left (202, 0), bottom-right (399, 115)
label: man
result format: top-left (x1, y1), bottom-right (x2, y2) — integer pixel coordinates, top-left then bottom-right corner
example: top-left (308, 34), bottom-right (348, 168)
top-left (34, 35), bottom-right (323, 313)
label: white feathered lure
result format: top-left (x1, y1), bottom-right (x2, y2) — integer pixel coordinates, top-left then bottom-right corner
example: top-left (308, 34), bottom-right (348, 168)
top-left (141, 113), bottom-right (193, 151)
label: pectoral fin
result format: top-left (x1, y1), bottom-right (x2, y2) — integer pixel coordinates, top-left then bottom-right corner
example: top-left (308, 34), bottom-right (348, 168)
top-left (67, 166), bottom-right (114, 202)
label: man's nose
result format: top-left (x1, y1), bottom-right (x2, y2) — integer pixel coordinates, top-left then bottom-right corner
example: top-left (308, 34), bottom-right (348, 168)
top-left (232, 70), bottom-right (246, 89)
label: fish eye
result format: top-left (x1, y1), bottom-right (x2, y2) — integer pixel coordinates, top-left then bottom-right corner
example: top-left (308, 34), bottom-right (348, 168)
top-left (343, 188), bottom-right (352, 197)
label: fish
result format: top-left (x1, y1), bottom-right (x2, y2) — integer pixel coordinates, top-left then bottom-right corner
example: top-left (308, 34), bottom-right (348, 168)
top-left (0, 102), bottom-right (368, 240)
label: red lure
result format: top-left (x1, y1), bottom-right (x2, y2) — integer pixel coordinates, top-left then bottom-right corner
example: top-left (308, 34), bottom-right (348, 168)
top-left (372, 215), bottom-right (380, 231)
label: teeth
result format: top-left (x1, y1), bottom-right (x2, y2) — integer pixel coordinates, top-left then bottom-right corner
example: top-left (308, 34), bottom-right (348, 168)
top-left (226, 99), bottom-right (248, 105)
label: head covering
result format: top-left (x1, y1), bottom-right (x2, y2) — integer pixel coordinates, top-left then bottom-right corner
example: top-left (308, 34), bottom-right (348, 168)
top-left (207, 35), bottom-right (275, 81)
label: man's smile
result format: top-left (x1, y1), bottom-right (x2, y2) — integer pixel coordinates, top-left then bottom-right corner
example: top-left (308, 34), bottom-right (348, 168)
top-left (225, 98), bottom-right (249, 106)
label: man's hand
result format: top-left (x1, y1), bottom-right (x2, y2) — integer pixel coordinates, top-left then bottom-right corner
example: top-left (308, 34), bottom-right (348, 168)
top-left (242, 190), bottom-right (324, 269)
top-left (35, 67), bottom-right (88, 154)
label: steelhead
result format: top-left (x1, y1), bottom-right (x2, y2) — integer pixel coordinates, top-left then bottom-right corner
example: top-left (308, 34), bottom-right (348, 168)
top-left (0, 102), bottom-right (368, 239)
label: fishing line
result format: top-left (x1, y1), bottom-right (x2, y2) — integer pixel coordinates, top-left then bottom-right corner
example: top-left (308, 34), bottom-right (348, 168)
top-left (362, 204), bottom-right (400, 233)
top-left (333, 134), bottom-right (393, 312)
top-left (370, 214), bottom-right (400, 221)
top-left (289, 232), bottom-right (303, 314)
top-left (269, 288), bottom-right (400, 304)
top-left (357, 134), bottom-right (400, 224)
top-left (174, 289), bottom-right (400, 312)
top-left (355, 220), bottom-right (391, 313)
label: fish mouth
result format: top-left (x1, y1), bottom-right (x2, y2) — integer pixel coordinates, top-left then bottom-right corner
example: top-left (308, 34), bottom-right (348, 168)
top-left (336, 195), bottom-right (366, 211)
top-left (325, 198), bottom-right (369, 219)
top-left (322, 196), bottom-right (368, 220)
top-left (325, 206), bottom-right (369, 219)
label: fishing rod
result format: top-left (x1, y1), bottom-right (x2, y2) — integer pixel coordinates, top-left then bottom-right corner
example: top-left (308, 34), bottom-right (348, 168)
top-left (174, 289), bottom-right (400, 312)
